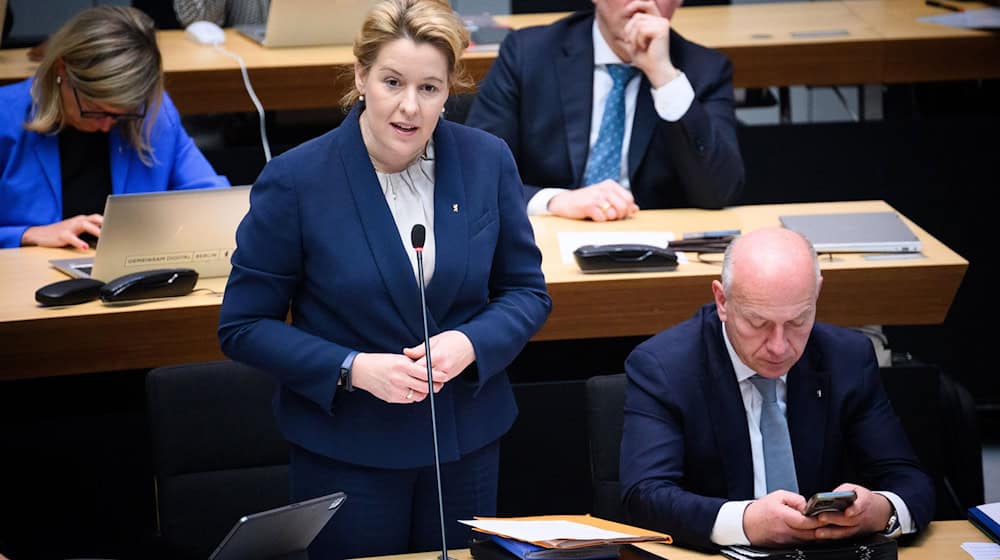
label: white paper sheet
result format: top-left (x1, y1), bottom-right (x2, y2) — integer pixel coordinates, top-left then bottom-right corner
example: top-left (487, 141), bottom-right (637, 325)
top-left (961, 541), bottom-right (1000, 560)
top-left (458, 519), bottom-right (637, 542)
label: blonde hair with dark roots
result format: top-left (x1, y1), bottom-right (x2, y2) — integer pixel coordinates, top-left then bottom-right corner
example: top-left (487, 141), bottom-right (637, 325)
top-left (26, 6), bottom-right (164, 166)
top-left (342, 0), bottom-right (471, 108)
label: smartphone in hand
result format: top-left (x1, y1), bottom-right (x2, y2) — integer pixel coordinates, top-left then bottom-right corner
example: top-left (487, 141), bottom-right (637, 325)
top-left (803, 490), bottom-right (858, 516)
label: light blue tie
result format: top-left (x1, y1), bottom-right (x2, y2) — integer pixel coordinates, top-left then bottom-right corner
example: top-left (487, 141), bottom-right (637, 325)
top-left (749, 375), bottom-right (799, 494)
top-left (583, 64), bottom-right (638, 186)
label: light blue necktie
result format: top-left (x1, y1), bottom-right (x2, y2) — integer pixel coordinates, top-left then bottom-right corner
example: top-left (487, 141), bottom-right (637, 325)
top-left (749, 375), bottom-right (799, 494)
top-left (583, 64), bottom-right (638, 186)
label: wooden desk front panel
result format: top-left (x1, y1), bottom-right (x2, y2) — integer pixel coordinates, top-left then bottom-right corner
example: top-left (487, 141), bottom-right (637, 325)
top-left (1, 306), bottom-right (225, 379)
top-left (0, 246), bottom-right (228, 381)
top-left (675, 1), bottom-right (884, 88)
top-left (844, 0), bottom-right (1000, 84)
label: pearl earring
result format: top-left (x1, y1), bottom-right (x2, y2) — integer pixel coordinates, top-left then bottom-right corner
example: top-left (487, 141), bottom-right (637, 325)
top-left (56, 76), bottom-right (62, 85)
top-left (359, 94), bottom-right (365, 102)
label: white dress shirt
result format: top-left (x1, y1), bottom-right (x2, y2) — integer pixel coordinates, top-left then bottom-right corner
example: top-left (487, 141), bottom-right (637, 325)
top-left (374, 141), bottom-right (436, 286)
top-left (527, 21), bottom-right (696, 215)
top-left (709, 323), bottom-right (916, 545)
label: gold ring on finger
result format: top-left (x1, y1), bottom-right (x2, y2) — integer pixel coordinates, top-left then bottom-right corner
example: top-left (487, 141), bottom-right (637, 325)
top-left (406, 388), bottom-right (414, 400)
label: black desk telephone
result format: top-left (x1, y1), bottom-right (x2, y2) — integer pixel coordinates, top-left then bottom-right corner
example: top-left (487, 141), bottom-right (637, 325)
top-left (573, 244), bottom-right (678, 274)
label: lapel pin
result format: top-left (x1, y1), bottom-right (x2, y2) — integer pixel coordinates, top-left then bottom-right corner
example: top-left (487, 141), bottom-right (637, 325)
top-left (452, 203), bottom-right (459, 213)
top-left (816, 389), bottom-right (823, 399)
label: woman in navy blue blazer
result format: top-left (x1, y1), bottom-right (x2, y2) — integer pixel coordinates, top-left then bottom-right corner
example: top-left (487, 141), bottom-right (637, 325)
top-left (0, 6), bottom-right (228, 249)
top-left (218, 1), bottom-right (551, 558)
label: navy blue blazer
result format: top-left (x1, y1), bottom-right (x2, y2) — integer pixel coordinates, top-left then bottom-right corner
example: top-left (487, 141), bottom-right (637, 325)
top-left (620, 304), bottom-right (934, 550)
top-left (465, 11), bottom-right (744, 210)
top-left (0, 79), bottom-right (229, 248)
top-left (218, 105), bottom-right (551, 469)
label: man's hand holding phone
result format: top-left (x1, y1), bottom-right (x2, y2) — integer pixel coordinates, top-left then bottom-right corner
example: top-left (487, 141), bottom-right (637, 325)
top-left (743, 490), bottom-right (824, 546)
top-left (807, 483), bottom-right (895, 540)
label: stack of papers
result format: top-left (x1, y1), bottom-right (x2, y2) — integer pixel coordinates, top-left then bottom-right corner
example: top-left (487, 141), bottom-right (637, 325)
top-left (461, 515), bottom-right (671, 560)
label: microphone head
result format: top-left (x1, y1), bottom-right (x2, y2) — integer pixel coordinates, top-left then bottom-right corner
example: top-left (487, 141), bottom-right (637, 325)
top-left (411, 224), bottom-right (426, 249)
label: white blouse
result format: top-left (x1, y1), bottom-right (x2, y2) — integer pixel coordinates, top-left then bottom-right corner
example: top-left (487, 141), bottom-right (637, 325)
top-left (374, 142), bottom-right (436, 286)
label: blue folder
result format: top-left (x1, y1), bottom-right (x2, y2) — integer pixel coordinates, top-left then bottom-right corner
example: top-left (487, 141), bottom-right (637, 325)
top-left (969, 505), bottom-right (1000, 543)
top-left (487, 535), bottom-right (620, 560)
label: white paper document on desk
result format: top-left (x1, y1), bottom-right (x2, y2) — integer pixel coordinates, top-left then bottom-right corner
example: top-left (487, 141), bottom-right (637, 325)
top-left (556, 232), bottom-right (685, 264)
top-left (459, 519), bottom-right (636, 543)
top-left (961, 542), bottom-right (1000, 560)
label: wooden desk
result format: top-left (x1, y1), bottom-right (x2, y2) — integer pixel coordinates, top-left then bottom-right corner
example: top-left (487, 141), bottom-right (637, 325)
top-left (353, 521), bottom-right (988, 560)
top-left (1, 0), bottom-right (996, 113)
top-left (0, 200), bottom-right (966, 380)
top-left (842, 0), bottom-right (1000, 85)
top-left (533, 200), bottom-right (966, 341)
top-left (675, 0), bottom-right (1000, 88)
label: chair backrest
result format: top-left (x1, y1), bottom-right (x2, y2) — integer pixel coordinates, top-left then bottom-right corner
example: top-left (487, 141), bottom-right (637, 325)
top-left (146, 360), bottom-right (289, 559)
top-left (584, 374), bottom-right (627, 522)
top-left (879, 365), bottom-right (983, 520)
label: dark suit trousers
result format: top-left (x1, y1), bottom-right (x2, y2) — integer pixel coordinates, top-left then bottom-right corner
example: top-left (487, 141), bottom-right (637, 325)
top-left (291, 440), bottom-right (500, 559)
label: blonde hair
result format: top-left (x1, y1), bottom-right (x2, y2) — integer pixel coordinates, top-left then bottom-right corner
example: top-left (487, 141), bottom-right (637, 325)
top-left (26, 6), bottom-right (164, 166)
top-left (342, 0), bottom-right (471, 107)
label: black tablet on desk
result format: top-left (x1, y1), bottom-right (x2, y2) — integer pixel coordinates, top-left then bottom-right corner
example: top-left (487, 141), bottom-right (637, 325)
top-left (209, 492), bottom-right (346, 560)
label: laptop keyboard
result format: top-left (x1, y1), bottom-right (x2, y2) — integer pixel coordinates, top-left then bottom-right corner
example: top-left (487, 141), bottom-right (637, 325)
top-left (74, 264), bottom-right (93, 276)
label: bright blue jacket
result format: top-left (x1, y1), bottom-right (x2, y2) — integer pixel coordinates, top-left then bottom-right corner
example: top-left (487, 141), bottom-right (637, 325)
top-left (0, 79), bottom-right (229, 248)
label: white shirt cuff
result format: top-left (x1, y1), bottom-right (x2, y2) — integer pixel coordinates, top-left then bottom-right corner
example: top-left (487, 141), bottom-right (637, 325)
top-left (526, 187), bottom-right (568, 216)
top-left (650, 71), bottom-right (695, 122)
top-left (874, 491), bottom-right (916, 535)
top-left (710, 500), bottom-right (753, 546)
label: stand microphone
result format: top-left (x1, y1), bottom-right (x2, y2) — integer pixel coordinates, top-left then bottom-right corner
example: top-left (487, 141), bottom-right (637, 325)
top-left (411, 224), bottom-right (453, 560)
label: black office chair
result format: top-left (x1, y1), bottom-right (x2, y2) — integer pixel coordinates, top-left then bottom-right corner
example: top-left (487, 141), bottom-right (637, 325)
top-left (146, 360), bottom-right (290, 559)
top-left (879, 365), bottom-right (984, 520)
top-left (584, 373), bottom-right (628, 522)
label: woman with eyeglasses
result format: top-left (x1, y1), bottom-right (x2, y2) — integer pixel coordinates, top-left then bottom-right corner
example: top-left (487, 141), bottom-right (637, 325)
top-left (0, 5), bottom-right (228, 250)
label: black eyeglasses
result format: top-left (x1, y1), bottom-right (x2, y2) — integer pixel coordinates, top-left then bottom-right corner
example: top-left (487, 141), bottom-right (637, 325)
top-left (72, 86), bottom-right (146, 121)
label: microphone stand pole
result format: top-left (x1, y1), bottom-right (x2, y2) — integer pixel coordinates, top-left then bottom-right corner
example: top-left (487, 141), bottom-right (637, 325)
top-left (415, 245), bottom-right (452, 560)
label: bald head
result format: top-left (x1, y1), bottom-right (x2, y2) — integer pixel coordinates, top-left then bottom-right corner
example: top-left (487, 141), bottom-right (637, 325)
top-left (721, 227), bottom-right (820, 298)
top-left (712, 227), bottom-right (823, 378)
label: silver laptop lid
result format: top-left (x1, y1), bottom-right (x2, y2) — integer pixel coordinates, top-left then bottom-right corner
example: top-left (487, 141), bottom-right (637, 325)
top-left (260, 0), bottom-right (380, 47)
top-left (779, 212), bottom-right (922, 253)
top-left (84, 186), bottom-right (250, 282)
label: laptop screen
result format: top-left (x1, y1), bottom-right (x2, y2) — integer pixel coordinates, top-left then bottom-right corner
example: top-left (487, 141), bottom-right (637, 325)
top-left (209, 492), bottom-right (346, 560)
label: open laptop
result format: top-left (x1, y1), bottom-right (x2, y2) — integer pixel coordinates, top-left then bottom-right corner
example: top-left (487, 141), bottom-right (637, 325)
top-left (236, 0), bottom-right (380, 48)
top-left (209, 492), bottom-right (346, 560)
top-left (779, 211), bottom-right (922, 253)
top-left (50, 186), bottom-right (251, 282)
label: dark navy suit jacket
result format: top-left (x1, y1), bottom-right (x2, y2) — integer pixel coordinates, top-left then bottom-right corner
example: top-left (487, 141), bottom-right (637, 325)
top-left (218, 105), bottom-right (551, 469)
top-left (465, 11), bottom-right (744, 210)
top-left (620, 304), bottom-right (934, 550)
